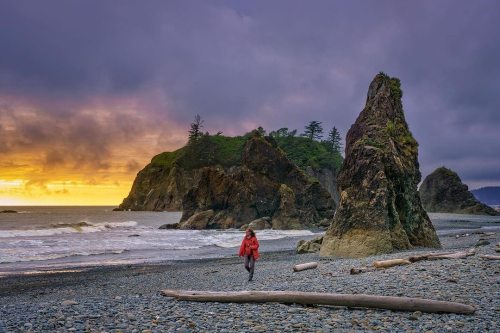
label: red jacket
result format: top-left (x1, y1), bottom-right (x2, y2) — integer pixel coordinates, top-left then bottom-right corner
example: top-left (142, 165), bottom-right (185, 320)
top-left (238, 236), bottom-right (259, 260)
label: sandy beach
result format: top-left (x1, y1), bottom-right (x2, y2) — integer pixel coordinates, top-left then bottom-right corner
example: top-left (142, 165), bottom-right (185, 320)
top-left (0, 230), bottom-right (498, 333)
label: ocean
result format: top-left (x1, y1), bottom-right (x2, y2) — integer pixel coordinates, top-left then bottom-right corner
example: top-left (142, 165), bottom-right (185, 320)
top-left (0, 206), bottom-right (319, 275)
top-left (1, 207), bottom-right (499, 275)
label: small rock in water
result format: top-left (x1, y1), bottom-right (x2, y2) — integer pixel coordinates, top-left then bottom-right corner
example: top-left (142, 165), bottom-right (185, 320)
top-left (61, 300), bottom-right (78, 306)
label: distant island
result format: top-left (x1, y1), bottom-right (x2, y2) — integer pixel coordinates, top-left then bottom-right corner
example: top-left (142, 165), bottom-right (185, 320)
top-left (471, 186), bottom-right (500, 205)
top-left (419, 167), bottom-right (499, 216)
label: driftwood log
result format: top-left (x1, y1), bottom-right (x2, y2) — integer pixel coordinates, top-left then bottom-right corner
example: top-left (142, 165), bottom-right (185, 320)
top-left (373, 258), bottom-right (411, 268)
top-left (351, 249), bottom-right (478, 274)
top-left (293, 262), bottom-right (318, 272)
top-left (480, 255), bottom-right (500, 260)
top-left (160, 290), bottom-right (475, 314)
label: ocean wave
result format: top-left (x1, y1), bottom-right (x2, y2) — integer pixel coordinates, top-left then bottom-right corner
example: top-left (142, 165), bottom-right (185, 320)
top-left (0, 249), bottom-right (131, 264)
top-left (0, 221), bottom-right (139, 238)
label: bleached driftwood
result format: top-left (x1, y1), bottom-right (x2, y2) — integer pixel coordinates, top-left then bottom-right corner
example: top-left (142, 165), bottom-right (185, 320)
top-left (480, 255), bottom-right (500, 260)
top-left (428, 248), bottom-right (476, 260)
top-left (408, 248), bottom-right (476, 262)
top-left (293, 262), bottom-right (318, 272)
top-left (350, 267), bottom-right (377, 275)
top-left (373, 258), bottom-right (411, 268)
top-left (160, 290), bottom-right (475, 314)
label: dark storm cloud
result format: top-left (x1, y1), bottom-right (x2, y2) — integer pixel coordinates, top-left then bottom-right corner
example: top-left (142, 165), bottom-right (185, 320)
top-left (1, 1), bottom-right (499, 188)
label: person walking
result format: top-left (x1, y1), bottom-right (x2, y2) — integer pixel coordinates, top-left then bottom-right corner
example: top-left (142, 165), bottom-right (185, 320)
top-left (238, 228), bottom-right (259, 281)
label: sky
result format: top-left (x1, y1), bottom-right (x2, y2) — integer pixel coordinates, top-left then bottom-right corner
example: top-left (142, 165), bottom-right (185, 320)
top-left (1, 1), bottom-right (499, 205)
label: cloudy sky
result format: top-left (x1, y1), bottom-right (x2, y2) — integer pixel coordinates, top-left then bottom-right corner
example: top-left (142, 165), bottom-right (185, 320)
top-left (1, 1), bottom-right (499, 205)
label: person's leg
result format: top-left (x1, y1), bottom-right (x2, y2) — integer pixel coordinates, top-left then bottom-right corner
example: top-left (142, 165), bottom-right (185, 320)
top-left (244, 255), bottom-right (251, 272)
top-left (248, 256), bottom-right (255, 281)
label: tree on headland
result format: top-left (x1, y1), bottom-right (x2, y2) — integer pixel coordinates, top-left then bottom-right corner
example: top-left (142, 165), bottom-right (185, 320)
top-left (188, 114), bottom-right (204, 142)
top-left (302, 121), bottom-right (323, 141)
top-left (324, 126), bottom-right (342, 155)
top-left (269, 128), bottom-right (297, 138)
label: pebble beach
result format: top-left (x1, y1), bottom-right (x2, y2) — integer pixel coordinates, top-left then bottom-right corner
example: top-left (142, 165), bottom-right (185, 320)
top-left (1, 231), bottom-right (498, 333)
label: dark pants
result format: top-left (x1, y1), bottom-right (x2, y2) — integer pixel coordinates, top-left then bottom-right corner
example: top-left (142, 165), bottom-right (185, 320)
top-left (244, 255), bottom-right (255, 280)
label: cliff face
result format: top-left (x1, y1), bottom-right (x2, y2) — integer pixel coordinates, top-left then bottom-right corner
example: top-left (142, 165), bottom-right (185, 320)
top-left (420, 167), bottom-right (499, 216)
top-left (119, 133), bottom-right (336, 229)
top-left (320, 73), bottom-right (441, 258)
top-left (119, 165), bottom-right (200, 211)
top-left (305, 167), bottom-right (339, 207)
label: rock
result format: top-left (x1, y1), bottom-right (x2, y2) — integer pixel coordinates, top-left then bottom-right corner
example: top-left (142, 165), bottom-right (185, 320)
top-left (1, 209), bottom-right (17, 213)
top-left (117, 131), bottom-right (338, 230)
top-left (419, 167), bottom-right (499, 215)
top-left (248, 217), bottom-right (272, 230)
top-left (320, 73), bottom-right (441, 258)
top-left (179, 135), bottom-right (335, 229)
top-left (158, 223), bottom-right (179, 229)
top-left (296, 236), bottom-right (323, 254)
top-left (128, 234), bottom-right (140, 237)
top-left (179, 210), bottom-right (215, 229)
top-left (61, 300), bottom-right (78, 306)
top-left (475, 240), bottom-right (490, 247)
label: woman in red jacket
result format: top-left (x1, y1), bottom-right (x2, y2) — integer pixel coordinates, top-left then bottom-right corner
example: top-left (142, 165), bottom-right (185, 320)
top-left (238, 228), bottom-right (259, 281)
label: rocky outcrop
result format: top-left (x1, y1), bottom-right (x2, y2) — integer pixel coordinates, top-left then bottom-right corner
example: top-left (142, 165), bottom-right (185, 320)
top-left (118, 163), bottom-right (201, 211)
top-left (119, 132), bottom-right (336, 229)
top-left (180, 135), bottom-right (335, 229)
top-left (305, 167), bottom-right (339, 207)
top-left (296, 236), bottom-right (323, 254)
top-left (420, 167), bottom-right (499, 216)
top-left (320, 73), bottom-right (441, 258)
top-left (248, 217), bottom-right (272, 230)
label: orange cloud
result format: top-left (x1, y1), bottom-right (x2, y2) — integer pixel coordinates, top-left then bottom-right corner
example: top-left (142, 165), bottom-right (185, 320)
top-left (0, 94), bottom-right (189, 205)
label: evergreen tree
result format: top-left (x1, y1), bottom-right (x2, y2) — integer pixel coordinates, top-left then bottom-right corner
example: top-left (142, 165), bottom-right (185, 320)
top-left (188, 114), bottom-right (204, 142)
top-left (302, 121), bottom-right (323, 141)
top-left (256, 126), bottom-right (266, 136)
top-left (326, 126), bottom-right (342, 154)
top-left (269, 127), bottom-right (297, 138)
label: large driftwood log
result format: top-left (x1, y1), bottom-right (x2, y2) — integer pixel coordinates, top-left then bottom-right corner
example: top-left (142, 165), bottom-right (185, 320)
top-left (373, 258), bottom-right (410, 268)
top-left (480, 255), bottom-right (500, 260)
top-left (408, 249), bottom-right (476, 262)
top-left (293, 262), bottom-right (318, 272)
top-left (428, 248), bottom-right (476, 260)
top-left (160, 290), bottom-right (475, 314)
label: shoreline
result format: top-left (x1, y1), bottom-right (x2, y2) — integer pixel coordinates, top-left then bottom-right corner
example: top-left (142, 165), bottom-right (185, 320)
top-left (1, 231), bottom-right (498, 332)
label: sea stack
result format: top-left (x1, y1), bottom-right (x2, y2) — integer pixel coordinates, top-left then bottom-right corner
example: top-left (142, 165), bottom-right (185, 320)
top-left (420, 167), bottom-right (499, 215)
top-left (320, 73), bottom-right (441, 258)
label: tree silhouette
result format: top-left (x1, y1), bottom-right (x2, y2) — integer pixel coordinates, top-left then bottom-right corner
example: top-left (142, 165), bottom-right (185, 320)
top-left (302, 121), bottom-right (323, 141)
top-left (188, 114), bottom-right (204, 142)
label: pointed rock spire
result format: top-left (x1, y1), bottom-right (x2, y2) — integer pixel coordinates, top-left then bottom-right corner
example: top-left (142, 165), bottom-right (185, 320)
top-left (320, 73), bottom-right (441, 258)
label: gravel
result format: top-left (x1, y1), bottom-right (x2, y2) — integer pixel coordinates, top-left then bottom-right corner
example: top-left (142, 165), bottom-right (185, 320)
top-left (0, 232), bottom-right (498, 332)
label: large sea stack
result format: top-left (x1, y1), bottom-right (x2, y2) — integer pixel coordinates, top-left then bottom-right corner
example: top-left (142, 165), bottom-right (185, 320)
top-left (119, 132), bottom-right (336, 229)
top-left (420, 167), bottom-right (499, 215)
top-left (320, 73), bottom-right (441, 258)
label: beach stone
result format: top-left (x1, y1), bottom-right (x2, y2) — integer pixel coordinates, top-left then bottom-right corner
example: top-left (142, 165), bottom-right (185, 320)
top-left (475, 240), bottom-right (490, 247)
top-left (248, 216), bottom-right (272, 230)
top-left (296, 236), bottom-right (323, 254)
